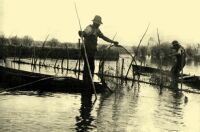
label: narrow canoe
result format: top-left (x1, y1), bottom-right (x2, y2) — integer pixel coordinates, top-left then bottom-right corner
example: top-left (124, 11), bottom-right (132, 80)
top-left (0, 65), bottom-right (106, 93)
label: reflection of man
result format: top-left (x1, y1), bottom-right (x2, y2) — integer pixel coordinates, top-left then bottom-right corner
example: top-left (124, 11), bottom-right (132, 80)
top-left (170, 40), bottom-right (186, 88)
top-left (75, 94), bottom-right (93, 132)
top-left (78, 15), bottom-right (118, 83)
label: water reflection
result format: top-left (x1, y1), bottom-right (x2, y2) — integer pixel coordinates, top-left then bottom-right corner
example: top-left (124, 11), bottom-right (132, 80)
top-left (95, 81), bottom-right (195, 132)
top-left (96, 83), bottom-right (140, 131)
top-left (0, 58), bottom-right (200, 131)
top-left (154, 91), bottom-right (184, 131)
top-left (75, 93), bottom-right (95, 132)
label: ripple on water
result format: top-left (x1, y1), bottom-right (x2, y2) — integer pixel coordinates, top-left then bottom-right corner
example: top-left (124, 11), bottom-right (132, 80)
top-left (0, 81), bottom-right (200, 132)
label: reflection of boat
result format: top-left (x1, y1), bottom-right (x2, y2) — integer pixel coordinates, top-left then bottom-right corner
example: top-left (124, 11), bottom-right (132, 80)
top-left (0, 65), bottom-right (106, 93)
top-left (132, 64), bottom-right (200, 88)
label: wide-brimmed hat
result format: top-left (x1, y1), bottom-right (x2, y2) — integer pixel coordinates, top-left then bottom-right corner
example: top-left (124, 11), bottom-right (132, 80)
top-left (171, 40), bottom-right (180, 49)
top-left (92, 15), bottom-right (103, 24)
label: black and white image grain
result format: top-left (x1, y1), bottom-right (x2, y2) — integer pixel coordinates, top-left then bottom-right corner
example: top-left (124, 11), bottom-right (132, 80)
top-left (0, 0), bottom-right (200, 132)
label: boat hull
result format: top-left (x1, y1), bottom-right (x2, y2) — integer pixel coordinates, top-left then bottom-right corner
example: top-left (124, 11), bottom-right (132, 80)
top-left (0, 66), bottom-right (106, 93)
top-left (132, 64), bottom-right (200, 89)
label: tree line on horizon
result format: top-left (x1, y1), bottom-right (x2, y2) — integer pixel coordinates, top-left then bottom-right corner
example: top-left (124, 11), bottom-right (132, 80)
top-left (0, 35), bottom-right (119, 60)
top-left (1, 35), bottom-right (200, 62)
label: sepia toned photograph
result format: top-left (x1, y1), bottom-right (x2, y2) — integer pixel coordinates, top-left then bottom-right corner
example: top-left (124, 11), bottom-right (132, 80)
top-left (0, 0), bottom-right (200, 131)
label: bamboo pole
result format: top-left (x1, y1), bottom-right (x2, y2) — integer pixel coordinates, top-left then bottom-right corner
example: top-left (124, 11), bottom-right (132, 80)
top-left (31, 47), bottom-right (34, 65)
top-left (65, 44), bottom-right (69, 73)
top-left (33, 47), bottom-right (38, 66)
top-left (101, 61), bottom-right (104, 77)
top-left (14, 45), bottom-right (16, 61)
top-left (39, 35), bottom-right (49, 66)
top-left (74, 2), bottom-right (97, 100)
top-left (78, 40), bottom-right (81, 71)
top-left (125, 23), bottom-right (150, 79)
top-left (66, 45), bottom-right (69, 70)
top-left (77, 40), bottom-right (81, 79)
top-left (116, 60), bottom-right (119, 77)
top-left (157, 29), bottom-right (163, 87)
top-left (61, 58), bottom-right (64, 70)
top-left (54, 58), bottom-right (59, 69)
top-left (75, 39), bottom-right (81, 72)
top-left (18, 44), bottom-right (22, 62)
top-left (121, 58), bottom-right (124, 78)
top-left (181, 51), bottom-right (184, 90)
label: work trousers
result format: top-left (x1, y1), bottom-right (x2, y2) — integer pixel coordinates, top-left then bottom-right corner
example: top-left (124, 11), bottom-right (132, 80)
top-left (82, 49), bottom-right (96, 93)
top-left (170, 60), bottom-right (185, 89)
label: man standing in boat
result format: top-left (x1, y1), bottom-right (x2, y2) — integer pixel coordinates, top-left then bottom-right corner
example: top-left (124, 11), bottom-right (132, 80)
top-left (170, 40), bottom-right (186, 87)
top-left (78, 15), bottom-right (118, 84)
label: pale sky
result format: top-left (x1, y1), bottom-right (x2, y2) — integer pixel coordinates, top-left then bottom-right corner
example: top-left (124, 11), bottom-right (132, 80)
top-left (1, 0), bottom-right (200, 46)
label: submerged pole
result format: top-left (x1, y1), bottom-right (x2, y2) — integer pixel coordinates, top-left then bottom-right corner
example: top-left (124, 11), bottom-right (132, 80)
top-left (116, 59), bottom-right (119, 77)
top-left (78, 41), bottom-right (81, 79)
top-left (66, 44), bottom-right (69, 71)
top-left (180, 50), bottom-right (184, 90)
top-left (18, 44), bottom-right (22, 62)
top-left (75, 39), bottom-right (81, 72)
top-left (101, 61), bottom-right (105, 77)
top-left (14, 45), bottom-right (16, 61)
top-left (121, 58), bottom-right (124, 79)
top-left (157, 29), bottom-right (163, 87)
top-left (61, 57), bottom-right (64, 70)
top-left (39, 35), bottom-right (49, 66)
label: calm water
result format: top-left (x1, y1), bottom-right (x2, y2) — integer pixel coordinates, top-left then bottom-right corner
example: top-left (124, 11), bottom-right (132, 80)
top-left (0, 57), bottom-right (200, 132)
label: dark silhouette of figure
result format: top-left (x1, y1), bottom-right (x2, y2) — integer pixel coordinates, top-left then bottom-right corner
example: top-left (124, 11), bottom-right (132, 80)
top-left (78, 15), bottom-right (118, 89)
top-left (170, 40), bottom-right (186, 89)
top-left (75, 93), bottom-right (94, 132)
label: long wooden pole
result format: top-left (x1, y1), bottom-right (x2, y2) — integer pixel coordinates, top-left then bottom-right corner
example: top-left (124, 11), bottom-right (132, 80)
top-left (65, 44), bottom-right (69, 72)
top-left (121, 58), bottom-right (124, 79)
top-left (157, 29), bottom-right (162, 87)
top-left (78, 40), bottom-right (81, 79)
top-left (39, 35), bottom-right (49, 66)
top-left (125, 23), bottom-right (150, 79)
top-left (74, 2), bottom-right (97, 99)
top-left (181, 51), bottom-right (183, 90)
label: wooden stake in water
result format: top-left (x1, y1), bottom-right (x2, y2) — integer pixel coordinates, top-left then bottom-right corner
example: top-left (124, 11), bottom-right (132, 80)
top-left (157, 29), bottom-right (162, 87)
top-left (75, 39), bottom-right (81, 73)
top-left (14, 45), bottom-right (16, 61)
top-left (101, 61), bottom-right (105, 77)
top-left (18, 44), bottom-right (22, 62)
top-left (121, 58), bottom-right (124, 79)
top-left (116, 60), bottom-right (119, 77)
top-left (65, 44), bottom-right (69, 72)
top-left (181, 50), bottom-right (184, 90)
top-left (61, 57), bottom-right (64, 70)
top-left (78, 40), bottom-right (81, 79)
top-left (39, 35), bottom-right (49, 66)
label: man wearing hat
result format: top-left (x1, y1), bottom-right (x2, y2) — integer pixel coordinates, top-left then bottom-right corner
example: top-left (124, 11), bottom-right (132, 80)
top-left (78, 15), bottom-right (118, 82)
top-left (170, 40), bottom-right (186, 86)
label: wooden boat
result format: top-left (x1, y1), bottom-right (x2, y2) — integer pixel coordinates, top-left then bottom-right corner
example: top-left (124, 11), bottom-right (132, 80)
top-left (0, 65), bottom-right (106, 93)
top-left (132, 64), bottom-right (200, 88)
top-left (181, 75), bottom-right (200, 87)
